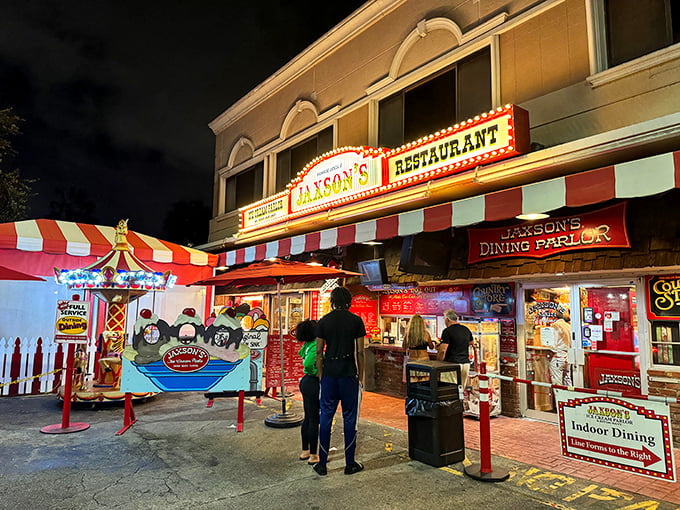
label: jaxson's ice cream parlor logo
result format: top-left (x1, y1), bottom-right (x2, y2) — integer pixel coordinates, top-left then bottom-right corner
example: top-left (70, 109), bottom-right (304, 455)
top-left (120, 307), bottom-right (269, 393)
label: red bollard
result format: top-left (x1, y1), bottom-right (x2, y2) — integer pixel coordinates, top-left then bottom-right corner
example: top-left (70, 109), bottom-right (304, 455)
top-left (464, 362), bottom-right (508, 482)
top-left (237, 390), bottom-right (245, 432)
top-left (41, 342), bottom-right (90, 434)
top-left (116, 392), bottom-right (137, 435)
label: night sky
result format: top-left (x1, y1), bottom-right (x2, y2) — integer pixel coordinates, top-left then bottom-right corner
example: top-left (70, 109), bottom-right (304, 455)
top-left (0, 1), bottom-right (365, 244)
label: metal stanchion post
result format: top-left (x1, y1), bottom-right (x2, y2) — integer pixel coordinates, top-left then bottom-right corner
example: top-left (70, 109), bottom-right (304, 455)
top-left (464, 362), bottom-right (508, 482)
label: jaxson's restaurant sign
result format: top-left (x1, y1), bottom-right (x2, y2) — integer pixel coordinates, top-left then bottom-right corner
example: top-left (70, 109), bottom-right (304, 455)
top-left (467, 203), bottom-right (630, 264)
top-left (240, 105), bottom-right (529, 232)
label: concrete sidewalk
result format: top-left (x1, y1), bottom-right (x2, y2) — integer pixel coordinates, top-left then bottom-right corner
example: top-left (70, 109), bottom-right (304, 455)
top-left (0, 392), bottom-right (677, 509)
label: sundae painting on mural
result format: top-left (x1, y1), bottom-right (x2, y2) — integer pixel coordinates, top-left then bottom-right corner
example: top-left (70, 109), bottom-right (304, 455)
top-left (120, 305), bottom-right (269, 393)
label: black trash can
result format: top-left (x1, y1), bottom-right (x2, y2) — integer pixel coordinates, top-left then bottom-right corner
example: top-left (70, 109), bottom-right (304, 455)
top-left (405, 360), bottom-right (465, 467)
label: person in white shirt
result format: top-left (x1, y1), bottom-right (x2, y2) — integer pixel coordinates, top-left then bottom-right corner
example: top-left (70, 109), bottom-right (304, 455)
top-left (549, 311), bottom-right (572, 386)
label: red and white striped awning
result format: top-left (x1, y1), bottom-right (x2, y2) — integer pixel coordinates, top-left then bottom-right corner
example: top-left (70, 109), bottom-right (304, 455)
top-left (221, 150), bottom-right (680, 266)
top-left (0, 220), bottom-right (218, 284)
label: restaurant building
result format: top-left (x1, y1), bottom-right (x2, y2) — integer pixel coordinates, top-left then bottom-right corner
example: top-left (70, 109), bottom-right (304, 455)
top-left (201, 0), bottom-right (680, 439)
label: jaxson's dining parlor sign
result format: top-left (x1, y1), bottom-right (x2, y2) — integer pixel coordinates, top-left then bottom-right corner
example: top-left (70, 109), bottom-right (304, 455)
top-left (467, 203), bottom-right (630, 264)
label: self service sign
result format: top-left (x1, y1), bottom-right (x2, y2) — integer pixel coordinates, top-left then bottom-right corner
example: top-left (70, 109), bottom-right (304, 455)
top-left (54, 299), bottom-right (91, 344)
top-left (556, 390), bottom-right (675, 481)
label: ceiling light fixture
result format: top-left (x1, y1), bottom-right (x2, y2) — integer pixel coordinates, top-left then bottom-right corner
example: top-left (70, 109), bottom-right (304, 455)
top-left (515, 213), bottom-right (549, 220)
top-left (307, 254), bottom-right (323, 266)
top-left (361, 241), bottom-right (382, 246)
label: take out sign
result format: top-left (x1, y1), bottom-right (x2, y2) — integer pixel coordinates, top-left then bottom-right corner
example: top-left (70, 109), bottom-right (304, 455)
top-left (54, 299), bottom-right (91, 344)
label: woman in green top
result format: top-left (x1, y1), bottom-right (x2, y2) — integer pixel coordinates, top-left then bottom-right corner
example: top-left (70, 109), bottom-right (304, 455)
top-left (296, 319), bottom-right (319, 464)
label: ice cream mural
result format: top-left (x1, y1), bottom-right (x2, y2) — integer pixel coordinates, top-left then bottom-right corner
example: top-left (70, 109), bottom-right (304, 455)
top-left (120, 307), bottom-right (268, 393)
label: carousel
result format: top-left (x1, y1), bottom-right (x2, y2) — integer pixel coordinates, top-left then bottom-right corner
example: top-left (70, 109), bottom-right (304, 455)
top-left (54, 219), bottom-right (175, 402)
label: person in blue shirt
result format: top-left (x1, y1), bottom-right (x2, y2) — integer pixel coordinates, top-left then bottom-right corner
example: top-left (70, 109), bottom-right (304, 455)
top-left (296, 319), bottom-right (320, 465)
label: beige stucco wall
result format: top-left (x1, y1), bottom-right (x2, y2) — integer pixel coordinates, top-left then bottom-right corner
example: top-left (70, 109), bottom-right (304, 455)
top-left (208, 0), bottom-right (680, 243)
top-left (213, 0), bottom-right (539, 172)
top-left (338, 105), bottom-right (369, 148)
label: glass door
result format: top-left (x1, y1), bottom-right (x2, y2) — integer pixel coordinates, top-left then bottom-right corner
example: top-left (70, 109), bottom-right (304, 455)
top-left (519, 279), bottom-right (645, 421)
top-left (521, 285), bottom-right (572, 419)
top-left (577, 284), bottom-right (641, 394)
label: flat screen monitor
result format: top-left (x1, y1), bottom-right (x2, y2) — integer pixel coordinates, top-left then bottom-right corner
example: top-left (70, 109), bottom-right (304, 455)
top-left (357, 259), bottom-right (389, 286)
top-left (398, 233), bottom-right (452, 275)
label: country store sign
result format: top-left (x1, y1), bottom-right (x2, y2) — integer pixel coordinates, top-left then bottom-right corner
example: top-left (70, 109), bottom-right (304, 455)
top-left (556, 391), bottom-right (675, 481)
top-left (239, 104), bottom-right (529, 232)
top-left (467, 203), bottom-right (630, 264)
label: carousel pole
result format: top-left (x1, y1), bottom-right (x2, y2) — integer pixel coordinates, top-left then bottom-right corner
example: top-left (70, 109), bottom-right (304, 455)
top-left (264, 277), bottom-right (302, 428)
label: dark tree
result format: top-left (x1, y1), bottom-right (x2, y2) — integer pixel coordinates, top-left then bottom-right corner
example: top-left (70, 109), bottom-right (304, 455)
top-left (161, 200), bottom-right (212, 247)
top-left (48, 186), bottom-right (98, 224)
top-left (0, 108), bottom-right (34, 222)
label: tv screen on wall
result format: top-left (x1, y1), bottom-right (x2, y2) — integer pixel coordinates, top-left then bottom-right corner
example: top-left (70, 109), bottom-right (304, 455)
top-left (357, 259), bottom-right (389, 286)
top-left (399, 233), bottom-right (452, 275)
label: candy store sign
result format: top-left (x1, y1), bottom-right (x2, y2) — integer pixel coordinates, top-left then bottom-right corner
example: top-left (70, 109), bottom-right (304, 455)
top-left (647, 275), bottom-right (680, 320)
top-left (468, 203), bottom-right (630, 264)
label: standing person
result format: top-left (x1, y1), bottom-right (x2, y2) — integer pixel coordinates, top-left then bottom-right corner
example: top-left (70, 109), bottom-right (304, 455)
top-left (549, 311), bottom-right (572, 386)
top-left (295, 319), bottom-right (320, 465)
top-left (314, 286), bottom-right (366, 476)
top-left (402, 314), bottom-right (435, 383)
top-left (437, 309), bottom-right (474, 388)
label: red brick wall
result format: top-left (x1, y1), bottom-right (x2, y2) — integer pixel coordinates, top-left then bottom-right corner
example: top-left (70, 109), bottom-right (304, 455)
top-left (500, 360), bottom-right (521, 417)
top-left (647, 369), bottom-right (680, 448)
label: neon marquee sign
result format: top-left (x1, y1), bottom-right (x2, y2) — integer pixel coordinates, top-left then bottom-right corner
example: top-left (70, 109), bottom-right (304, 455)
top-left (238, 105), bottom-right (529, 233)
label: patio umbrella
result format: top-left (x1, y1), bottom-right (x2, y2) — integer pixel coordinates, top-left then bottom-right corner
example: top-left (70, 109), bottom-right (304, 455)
top-left (191, 258), bottom-right (362, 427)
top-left (0, 265), bottom-right (45, 281)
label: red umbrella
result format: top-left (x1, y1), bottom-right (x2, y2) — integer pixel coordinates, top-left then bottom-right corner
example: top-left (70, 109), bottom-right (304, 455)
top-left (0, 265), bottom-right (45, 281)
top-left (190, 258), bottom-right (362, 427)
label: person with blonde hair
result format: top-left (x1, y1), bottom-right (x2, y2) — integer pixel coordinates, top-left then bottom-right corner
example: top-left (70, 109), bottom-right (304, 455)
top-left (402, 314), bottom-right (435, 382)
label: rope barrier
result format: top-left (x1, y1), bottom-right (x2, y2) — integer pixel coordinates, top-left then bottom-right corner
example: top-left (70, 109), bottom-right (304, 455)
top-left (0, 368), bottom-right (62, 389)
top-left (487, 372), bottom-right (680, 405)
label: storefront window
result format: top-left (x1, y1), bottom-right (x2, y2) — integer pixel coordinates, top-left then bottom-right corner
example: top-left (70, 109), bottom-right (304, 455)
top-left (604, 0), bottom-right (678, 68)
top-left (275, 127), bottom-right (333, 193)
top-left (378, 47), bottom-right (491, 148)
top-left (271, 293), bottom-right (304, 334)
top-left (651, 321), bottom-right (680, 366)
top-left (523, 287), bottom-right (571, 413)
top-left (225, 161), bottom-right (264, 212)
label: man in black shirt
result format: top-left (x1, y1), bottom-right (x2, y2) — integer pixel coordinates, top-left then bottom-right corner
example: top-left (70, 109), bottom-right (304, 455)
top-left (314, 286), bottom-right (366, 476)
top-left (437, 309), bottom-right (473, 387)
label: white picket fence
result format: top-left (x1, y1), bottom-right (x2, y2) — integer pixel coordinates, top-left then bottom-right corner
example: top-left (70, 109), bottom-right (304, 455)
top-left (0, 337), bottom-right (99, 396)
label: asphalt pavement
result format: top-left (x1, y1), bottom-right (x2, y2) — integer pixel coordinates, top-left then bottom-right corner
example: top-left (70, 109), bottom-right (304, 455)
top-left (0, 392), bottom-right (675, 509)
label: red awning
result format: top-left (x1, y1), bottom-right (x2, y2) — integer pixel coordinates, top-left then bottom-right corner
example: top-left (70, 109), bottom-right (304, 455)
top-left (220, 150), bottom-right (680, 266)
top-left (0, 219), bottom-right (218, 284)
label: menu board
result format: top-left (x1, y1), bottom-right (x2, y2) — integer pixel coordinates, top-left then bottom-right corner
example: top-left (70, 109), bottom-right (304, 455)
top-left (379, 286), bottom-right (469, 316)
top-left (500, 318), bottom-right (517, 355)
top-left (350, 295), bottom-right (378, 329)
top-left (265, 333), bottom-right (305, 388)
